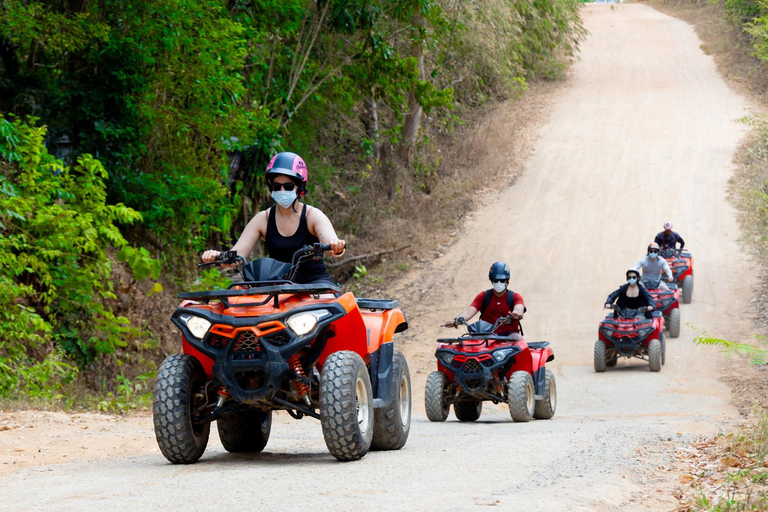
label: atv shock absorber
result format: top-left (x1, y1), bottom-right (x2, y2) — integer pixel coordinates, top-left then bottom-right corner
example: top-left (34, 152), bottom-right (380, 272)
top-left (215, 387), bottom-right (230, 408)
top-left (287, 354), bottom-right (312, 407)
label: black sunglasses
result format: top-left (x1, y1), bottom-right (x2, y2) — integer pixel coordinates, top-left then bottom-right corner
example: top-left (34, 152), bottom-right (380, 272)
top-left (491, 279), bottom-right (507, 284)
top-left (648, 250), bottom-right (659, 254)
top-left (270, 182), bottom-right (297, 192)
top-left (627, 275), bottom-right (639, 280)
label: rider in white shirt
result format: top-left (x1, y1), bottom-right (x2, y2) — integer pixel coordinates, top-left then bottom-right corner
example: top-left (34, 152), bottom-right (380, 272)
top-left (634, 242), bottom-right (673, 290)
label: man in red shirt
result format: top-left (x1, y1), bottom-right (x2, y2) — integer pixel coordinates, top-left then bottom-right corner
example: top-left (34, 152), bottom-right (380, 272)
top-left (450, 261), bottom-right (526, 338)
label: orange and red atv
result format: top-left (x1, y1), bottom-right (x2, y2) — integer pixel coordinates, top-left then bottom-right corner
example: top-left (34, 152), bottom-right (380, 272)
top-left (152, 244), bottom-right (411, 463)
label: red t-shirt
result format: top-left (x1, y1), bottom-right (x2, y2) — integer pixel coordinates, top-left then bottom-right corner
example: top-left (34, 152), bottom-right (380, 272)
top-left (470, 290), bottom-right (525, 334)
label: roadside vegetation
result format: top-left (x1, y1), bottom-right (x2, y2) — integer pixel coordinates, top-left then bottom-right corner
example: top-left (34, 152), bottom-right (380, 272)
top-left (0, 0), bottom-right (585, 408)
top-left (648, 0), bottom-right (768, 508)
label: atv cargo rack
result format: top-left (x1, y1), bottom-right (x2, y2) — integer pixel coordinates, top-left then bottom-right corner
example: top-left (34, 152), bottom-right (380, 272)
top-left (178, 281), bottom-right (342, 308)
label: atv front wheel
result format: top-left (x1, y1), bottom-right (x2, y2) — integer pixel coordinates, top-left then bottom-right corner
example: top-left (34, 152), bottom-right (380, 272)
top-left (594, 340), bottom-right (607, 373)
top-left (533, 369), bottom-right (557, 419)
top-left (454, 400), bottom-right (483, 422)
top-left (668, 308), bottom-right (681, 338)
top-left (153, 354), bottom-right (210, 464)
top-left (507, 371), bottom-right (534, 422)
top-left (660, 332), bottom-right (666, 366)
top-left (217, 409), bottom-right (272, 453)
top-left (320, 351), bottom-right (374, 461)
top-left (371, 351), bottom-right (411, 451)
top-left (682, 275), bottom-right (693, 304)
top-left (425, 371), bottom-right (450, 422)
top-left (648, 339), bottom-right (662, 372)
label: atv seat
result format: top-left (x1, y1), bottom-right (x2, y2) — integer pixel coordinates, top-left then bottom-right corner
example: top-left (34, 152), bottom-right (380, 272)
top-left (357, 298), bottom-right (400, 310)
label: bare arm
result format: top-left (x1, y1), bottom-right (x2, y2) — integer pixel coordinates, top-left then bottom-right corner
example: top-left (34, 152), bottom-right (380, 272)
top-left (201, 210), bottom-right (267, 262)
top-left (456, 306), bottom-right (478, 323)
top-left (306, 206), bottom-right (345, 256)
top-left (512, 303), bottom-right (525, 319)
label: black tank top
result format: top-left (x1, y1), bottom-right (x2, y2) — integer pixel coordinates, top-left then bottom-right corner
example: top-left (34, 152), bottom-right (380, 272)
top-left (265, 204), bottom-right (331, 284)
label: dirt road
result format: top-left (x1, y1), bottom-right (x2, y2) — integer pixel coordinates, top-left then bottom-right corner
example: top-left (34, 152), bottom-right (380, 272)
top-left (0, 4), bottom-right (758, 510)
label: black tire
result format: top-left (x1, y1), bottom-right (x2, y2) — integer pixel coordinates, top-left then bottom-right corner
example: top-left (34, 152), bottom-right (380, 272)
top-left (425, 371), bottom-right (450, 422)
top-left (507, 371), bottom-right (534, 422)
top-left (320, 351), bottom-right (374, 461)
top-left (660, 332), bottom-right (666, 366)
top-left (668, 308), bottom-right (681, 338)
top-left (533, 369), bottom-right (557, 420)
top-left (682, 275), bottom-right (693, 304)
top-left (454, 400), bottom-right (483, 422)
top-left (153, 354), bottom-right (210, 464)
top-left (648, 339), bottom-right (662, 372)
top-left (217, 409), bottom-right (272, 453)
top-left (371, 351), bottom-right (411, 451)
top-left (594, 340), bottom-right (607, 373)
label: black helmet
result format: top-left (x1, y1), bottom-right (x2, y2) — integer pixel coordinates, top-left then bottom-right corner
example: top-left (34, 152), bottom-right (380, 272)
top-left (488, 261), bottom-right (510, 281)
top-left (265, 152), bottom-right (308, 196)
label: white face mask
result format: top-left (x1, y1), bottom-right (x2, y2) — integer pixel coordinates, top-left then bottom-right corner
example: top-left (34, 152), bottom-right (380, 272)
top-left (649, 252), bottom-right (658, 260)
top-left (272, 190), bottom-right (297, 209)
top-left (492, 282), bottom-right (506, 293)
top-left (627, 277), bottom-right (638, 285)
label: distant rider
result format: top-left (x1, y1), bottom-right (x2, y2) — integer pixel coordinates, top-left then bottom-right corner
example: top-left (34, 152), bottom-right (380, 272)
top-left (634, 242), bottom-right (673, 290)
top-left (654, 221), bottom-right (685, 256)
top-left (449, 262), bottom-right (526, 338)
top-left (201, 152), bottom-right (345, 284)
top-left (604, 269), bottom-right (654, 316)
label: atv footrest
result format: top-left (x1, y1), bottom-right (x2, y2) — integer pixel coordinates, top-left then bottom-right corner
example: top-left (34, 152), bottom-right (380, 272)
top-left (356, 298), bottom-right (400, 310)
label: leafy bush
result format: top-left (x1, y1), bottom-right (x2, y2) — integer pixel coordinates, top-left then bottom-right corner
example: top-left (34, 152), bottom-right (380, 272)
top-left (0, 115), bottom-right (141, 395)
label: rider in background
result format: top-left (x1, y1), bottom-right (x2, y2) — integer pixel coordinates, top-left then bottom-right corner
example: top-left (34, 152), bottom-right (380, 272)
top-left (450, 262), bottom-right (526, 338)
top-left (634, 242), bottom-right (674, 290)
top-left (201, 152), bottom-right (345, 284)
top-left (604, 269), bottom-right (654, 316)
top-left (654, 221), bottom-right (685, 255)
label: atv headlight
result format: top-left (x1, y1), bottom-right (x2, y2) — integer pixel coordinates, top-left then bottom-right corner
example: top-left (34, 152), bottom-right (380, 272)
top-left (637, 327), bottom-right (654, 338)
top-left (600, 328), bottom-right (614, 339)
top-left (286, 309), bottom-right (332, 336)
top-left (436, 351), bottom-right (454, 366)
top-left (179, 314), bottom-right (211, 339)
top-left (493, 348), bottom-right (514, 362)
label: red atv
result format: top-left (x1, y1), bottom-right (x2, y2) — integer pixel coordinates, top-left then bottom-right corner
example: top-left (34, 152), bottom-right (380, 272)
top-left (660, 248), bottom-right (694, 304)
top-left (424, 317), bottom-right (556, 423)
top-left (153, 244), bottom-right (411, 463)
top-left (644, 277), bottom-right (681, 338)
top-left (594, 305), bottom-right (665, 372)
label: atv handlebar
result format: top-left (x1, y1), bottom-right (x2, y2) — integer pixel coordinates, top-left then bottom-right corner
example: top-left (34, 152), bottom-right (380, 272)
top-left (198, 250), bottom-right (246, 268)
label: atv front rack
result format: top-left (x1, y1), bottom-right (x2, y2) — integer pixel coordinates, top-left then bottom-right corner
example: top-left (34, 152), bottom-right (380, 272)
top-left (178, 282), bottom-right (342, 308)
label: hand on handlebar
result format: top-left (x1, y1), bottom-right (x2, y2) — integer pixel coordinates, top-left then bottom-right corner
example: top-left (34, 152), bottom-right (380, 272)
top-left (329, 239), bottom-right (346, 256)
top-left (201, 250), bottom-right (222, 263)
top-left (604, 303), bottom-right (612, 309)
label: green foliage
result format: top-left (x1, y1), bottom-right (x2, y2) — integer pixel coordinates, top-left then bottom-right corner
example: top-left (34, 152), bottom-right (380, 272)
top-left (192, 267), bottom-right (232, 291)
top-left (97, 370), bottom-right (156, 412)
top-left (695, 333), bottom-right (768, 364)
top-left (0, 115), bottom-right (141, 395)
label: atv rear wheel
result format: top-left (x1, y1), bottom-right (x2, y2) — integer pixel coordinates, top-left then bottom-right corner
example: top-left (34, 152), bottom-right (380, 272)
top-left (668, 308), bottom-right (681, 338)
top-left (371, 351), bottom-right (411, 451)
top-left (320, 351), bottom-right (374, 461)
top-left (153, 354), bottom-right (210, 464)
top-left (648, 339), bottom-right (662, 372)
top-left (454, 400), bottom-right (483, 422)
top-left (425, 371), bottom-right (450, 422)
top-left (507, 371), bottom-right (535, 422)
top-left (217, 409), bottom-right (272, 453)
top-left (533, 369), bottom-right (557, 419)
top-left (682, 275), bottom-right (693, 304)
top-left (594, 340), bottom-right (607, 373)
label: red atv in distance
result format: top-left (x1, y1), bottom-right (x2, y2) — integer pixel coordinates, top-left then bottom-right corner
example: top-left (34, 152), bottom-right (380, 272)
top-left (644, 277), bottom-right (681, 338)
top-left (425, 317), bottom-right (556, 423)
top-left (153, 243), bottom-right (411, 463)
top-left (660, 248), bottom-right (694, 304)
top-left (594, 304), bottom-right (666, 372)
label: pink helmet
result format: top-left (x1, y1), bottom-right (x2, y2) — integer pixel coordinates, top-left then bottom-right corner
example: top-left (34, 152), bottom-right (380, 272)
top-left (663, 221), bottom-right (672, 230)
top-left (265, 152), bottom-right (308, 184)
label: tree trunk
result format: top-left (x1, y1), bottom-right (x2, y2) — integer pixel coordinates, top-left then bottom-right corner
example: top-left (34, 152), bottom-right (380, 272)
top-left (398, 13), bottom-right (427, 165)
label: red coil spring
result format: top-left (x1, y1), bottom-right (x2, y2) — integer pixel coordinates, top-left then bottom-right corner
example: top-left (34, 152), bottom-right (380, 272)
top-left (217, 387), bottom-right (231, 398)
top-left (287, 354), bottom-right (309, 397)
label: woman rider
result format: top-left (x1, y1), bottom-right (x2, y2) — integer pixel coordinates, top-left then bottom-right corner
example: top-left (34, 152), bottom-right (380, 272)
top-left (604, 268), bottom-right (654, 317)
top-left (201, 152), bottom-right (345, 283)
